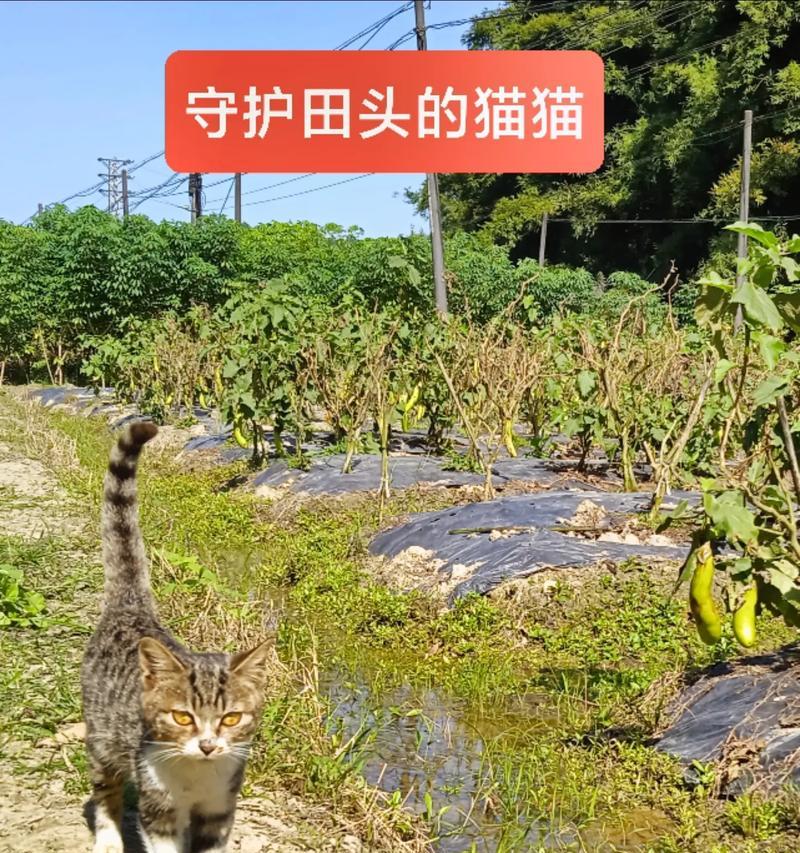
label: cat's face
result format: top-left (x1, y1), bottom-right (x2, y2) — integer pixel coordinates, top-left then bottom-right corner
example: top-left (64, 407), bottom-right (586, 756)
top-left (138, 637), bottom-right (272, 761)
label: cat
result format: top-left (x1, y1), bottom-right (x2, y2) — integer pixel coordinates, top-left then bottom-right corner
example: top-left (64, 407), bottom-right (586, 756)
top-left (81, 421), bottom-right (272, 853)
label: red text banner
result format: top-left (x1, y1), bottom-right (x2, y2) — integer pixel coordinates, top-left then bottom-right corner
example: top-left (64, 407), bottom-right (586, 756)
top-left (165, 50), bottom-right (604, 173)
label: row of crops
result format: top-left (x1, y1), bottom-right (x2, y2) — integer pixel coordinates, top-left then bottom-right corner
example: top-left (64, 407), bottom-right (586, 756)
top-left (1, 206), bottom-right (799, 644)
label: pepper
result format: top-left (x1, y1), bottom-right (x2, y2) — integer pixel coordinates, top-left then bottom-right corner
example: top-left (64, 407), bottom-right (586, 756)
top-left (689, 541), bottom-right (722, 644)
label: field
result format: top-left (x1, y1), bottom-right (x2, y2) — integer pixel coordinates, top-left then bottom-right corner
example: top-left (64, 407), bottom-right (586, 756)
top-left (1, 213), bottom-right (800, 852)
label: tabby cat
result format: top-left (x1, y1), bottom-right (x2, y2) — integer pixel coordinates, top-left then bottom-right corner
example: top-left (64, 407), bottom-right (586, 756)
top-left (81, 421), bottom-right (271, 853)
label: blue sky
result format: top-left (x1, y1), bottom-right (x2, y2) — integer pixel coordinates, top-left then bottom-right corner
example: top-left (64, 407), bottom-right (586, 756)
top-left (0, 0), bottom-right (500, 234)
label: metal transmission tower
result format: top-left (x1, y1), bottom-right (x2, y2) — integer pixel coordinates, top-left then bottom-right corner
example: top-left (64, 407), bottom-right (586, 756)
top-left (98, 157), bottom-right (133, 216)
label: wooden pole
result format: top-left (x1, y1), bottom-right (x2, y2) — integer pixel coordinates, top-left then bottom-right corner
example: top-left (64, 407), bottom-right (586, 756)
top-left (538, 212), bottom-right (548, 266)
top-left (734, 109), bottom-right (753, 330)
top-left (415, 0), bottom-right (447, 315)
top-left (234, 173), bottom-right (242, 223)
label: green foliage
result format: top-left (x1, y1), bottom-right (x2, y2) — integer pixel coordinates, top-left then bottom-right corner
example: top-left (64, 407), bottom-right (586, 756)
top-left (687, 221), bottom-right (800, 635)
top-left (516, 260), bottom-right (599, 319)
top-left (0, 205), bottom-right (689, 386)
top-left (81, 306), bottom-right (220, 420)
top-left (0, 562), bottom-right (47, 628)
top-left (220, 277), bottom-right (305, 459)
top-left (445, 231), bottom-right (517, 321)
top-left (598, 271), bottom-right (666, 325)
top-left (425, 0), bottom-right (800, 279)
top-left (725, 793), bottom-right (790, 840)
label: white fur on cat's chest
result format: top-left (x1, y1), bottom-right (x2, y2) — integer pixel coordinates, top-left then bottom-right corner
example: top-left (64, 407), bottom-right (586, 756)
top-left (144, 751), bottom-right (237, 813)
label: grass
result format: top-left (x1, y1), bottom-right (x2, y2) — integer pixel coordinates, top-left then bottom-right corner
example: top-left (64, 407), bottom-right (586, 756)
top-left (2, 390), bottom-right (800, 851)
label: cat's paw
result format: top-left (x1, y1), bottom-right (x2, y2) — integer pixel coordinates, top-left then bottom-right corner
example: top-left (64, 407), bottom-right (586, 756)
top-left (93, 827), bottom-right (124, 853)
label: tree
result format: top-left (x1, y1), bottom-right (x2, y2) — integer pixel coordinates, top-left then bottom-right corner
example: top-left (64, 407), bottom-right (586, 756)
top-left (408, 0), bottom-right (800, 281)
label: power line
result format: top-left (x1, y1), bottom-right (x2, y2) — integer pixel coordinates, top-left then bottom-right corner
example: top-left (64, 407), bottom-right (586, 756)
top-left (334, 1), bottom-right (414, 50)
top-left (218, 177), bottom-right (236, 214)
top-left (547, 215), bottom-right (800, 224)
top-left (204, 173), bottom-right (317, 205)
top-left (129, 174), bottom-right (187, 212)
top-left (127, 150), bottom-right (165, 174)
top-left (357, 0), bottom-right (413, 48)
top-left (242, 173), bottom-right (375, 208)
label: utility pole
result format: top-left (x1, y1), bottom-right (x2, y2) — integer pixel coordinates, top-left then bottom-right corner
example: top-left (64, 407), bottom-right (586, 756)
top-left (97, 157), bottom-right (133, 217)
top-left (188, 173), bottom-right (203, 223)
top-left (735, 109), bottom-right (753, 330)
top-left (414, 0), bottom-right (448, 315)
top-left (538, 213), bottom-right (549, 266)
top-left (234, 173), bottom-right (242, 223)
top-left (121, 169), bottom-right (130, 218)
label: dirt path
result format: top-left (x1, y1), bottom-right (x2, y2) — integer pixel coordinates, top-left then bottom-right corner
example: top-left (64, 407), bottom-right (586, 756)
top-left (0, 401), bottom-right (366, 853)
top-left (0, 440), bottom-right (85, 540)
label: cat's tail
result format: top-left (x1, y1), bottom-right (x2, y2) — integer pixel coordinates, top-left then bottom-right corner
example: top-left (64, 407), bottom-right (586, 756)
top-left (101, 421), bottom-right (158, 609)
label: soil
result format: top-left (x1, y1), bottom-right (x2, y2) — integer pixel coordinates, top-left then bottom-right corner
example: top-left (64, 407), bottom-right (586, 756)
top-left (0, 749), bottom-right (361, 852)
top-left (0, 441), bottom-right (85, 540)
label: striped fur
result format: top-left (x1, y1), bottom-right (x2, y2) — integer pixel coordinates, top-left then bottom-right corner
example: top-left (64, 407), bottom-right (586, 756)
top-left (81, 422), bottom-right (272, 853)
top-left (101, 420), bottom-right (158, 607)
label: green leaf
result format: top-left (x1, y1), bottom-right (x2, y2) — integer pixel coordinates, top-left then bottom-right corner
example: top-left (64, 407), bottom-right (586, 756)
top-left (703, 492), bottom-right (758, 546)
top-left (725, 221), bottom-right (779, 249)
top-left (754, 332), bottom-right (786, 371)
top-left (576, 370), bottom-right (596, 399)
top-left (753, 374), bottom-right (789, 408)
top-left (781, 257), bottom-right (799, 282)
top-left (774, 290), bottom-right (800, 333)
top-left (768, 561), bottom-right (799, 596)
top-left (713, 358), bottom-right (734, 384)
top-left (729, 557), bottom-right (752, 581)
top-left (695, 282), bottom-right (732, 328)
top-left (222, 359), bottom-right (240, 379)
top-left (730, 279), bottom-right (783, 331)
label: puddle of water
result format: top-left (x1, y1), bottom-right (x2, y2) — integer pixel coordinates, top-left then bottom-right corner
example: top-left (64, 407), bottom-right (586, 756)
top-left (321, 666), bottom-right (554, 851)
top-left (252, 586), bottom-right (675, 852)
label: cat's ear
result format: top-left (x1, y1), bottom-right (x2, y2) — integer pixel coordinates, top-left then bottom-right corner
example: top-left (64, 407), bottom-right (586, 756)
top-left (230, 640), bottom-right (273, 690)
top-left (139, 637), bottom-right (185, 687)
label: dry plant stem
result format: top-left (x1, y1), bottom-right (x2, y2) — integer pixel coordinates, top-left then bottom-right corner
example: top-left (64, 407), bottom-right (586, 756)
top-left (342, 429), bottom-right (361, 474)
top-left (777, 396), bottom-right (800, 505)
top-left (720, 328), bottom-right (751, 466)
top-left (766, 449), bottom-right (797, 526)
top-left (376, 408), bottom-right (391, 520)
top-left (36, 328), bottom-right (55, 385)
top-left (433, 351), bottom-right (488, 475)
top-left (55, 340), bottom-right (64, 385)
top-left (650, 364), bottom-right (714, 515)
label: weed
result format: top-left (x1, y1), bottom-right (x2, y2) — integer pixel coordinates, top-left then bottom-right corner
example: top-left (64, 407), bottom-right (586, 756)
top-left (0, 562), bottom-right (47, 627)
top-left (725, 793), bottom-right (787, 840)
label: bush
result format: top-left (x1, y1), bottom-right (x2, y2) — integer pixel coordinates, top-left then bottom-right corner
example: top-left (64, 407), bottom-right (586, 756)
top-left (598, 271), bottom-right (667, 326)
top-left (515, 260), bottom-right (599, 318)
top-left (446, 232), bottom-right (517, 321)
top-left (0, 204), bottom-right (698, 383)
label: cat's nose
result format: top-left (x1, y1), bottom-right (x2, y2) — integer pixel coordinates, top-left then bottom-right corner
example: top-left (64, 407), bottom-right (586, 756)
top-left (199, 740), bottom-right (216, 756)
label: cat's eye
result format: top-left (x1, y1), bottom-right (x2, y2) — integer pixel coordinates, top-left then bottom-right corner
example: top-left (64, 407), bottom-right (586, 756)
top-left (171, 710), bottom-right (194, 726)
top-left (221, 712), bottom-right (242, 727)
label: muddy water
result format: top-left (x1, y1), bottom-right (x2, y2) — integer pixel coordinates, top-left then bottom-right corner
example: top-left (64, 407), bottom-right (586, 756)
top-left (321, 666), bottom-right (551, 852)
top-left (253, 583), bottom-right (671, 853)
top-left (319, 666), bottom-right (675, 852)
